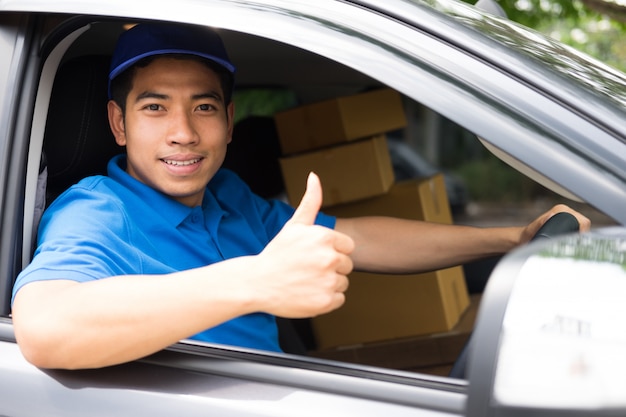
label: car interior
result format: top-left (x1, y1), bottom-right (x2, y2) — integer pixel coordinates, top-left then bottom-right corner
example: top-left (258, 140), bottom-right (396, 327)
top-left (22, 16), bottom-right (597, 378)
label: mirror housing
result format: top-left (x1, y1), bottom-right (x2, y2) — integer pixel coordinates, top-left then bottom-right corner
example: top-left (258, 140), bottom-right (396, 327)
top-left (467, 228), bottom-right (626, 416)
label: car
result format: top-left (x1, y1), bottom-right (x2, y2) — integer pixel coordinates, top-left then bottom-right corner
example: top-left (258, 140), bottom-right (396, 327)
top-left (1, 0), bottom-right (625, 416)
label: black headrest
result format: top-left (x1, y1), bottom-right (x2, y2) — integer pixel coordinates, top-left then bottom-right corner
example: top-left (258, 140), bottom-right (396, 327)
top-left (43, 55), bottom-right (123, 201)
top-left (223, 116), bottom-right (285, 199)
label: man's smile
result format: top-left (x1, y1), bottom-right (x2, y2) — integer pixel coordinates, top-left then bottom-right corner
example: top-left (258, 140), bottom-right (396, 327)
top-left (162, 157), bottom-right (203, 167)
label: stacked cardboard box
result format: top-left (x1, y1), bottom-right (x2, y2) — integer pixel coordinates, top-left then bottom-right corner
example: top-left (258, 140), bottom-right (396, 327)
top-left (310, 295), bottom-right (480, 376)
top-left (276, 88), bottom-right (404, 207)
top-left (273, 88), bottom-right (469, 350)
top-left (275, 88), bottom-right (407, 155)
top-left (313, 174), bottom-right (469, 348)
top-left (279, 134), bottom-right (395, 208)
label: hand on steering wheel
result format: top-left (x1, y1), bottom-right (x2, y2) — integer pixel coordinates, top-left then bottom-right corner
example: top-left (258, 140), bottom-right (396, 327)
top-left (449, 211), bottom-right (582, 379)
top-left (531, 212), bottom-right (581, 241)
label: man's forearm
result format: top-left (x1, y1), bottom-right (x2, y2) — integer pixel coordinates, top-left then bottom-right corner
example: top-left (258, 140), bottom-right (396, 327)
top-left (336, 216), bottom-right (521, 274)
top-left (12, 258), bottom-right (262, 369)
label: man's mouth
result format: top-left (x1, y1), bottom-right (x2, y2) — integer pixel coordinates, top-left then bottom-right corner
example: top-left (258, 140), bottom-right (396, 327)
top-left (162, 158), bottom-right (202, 167)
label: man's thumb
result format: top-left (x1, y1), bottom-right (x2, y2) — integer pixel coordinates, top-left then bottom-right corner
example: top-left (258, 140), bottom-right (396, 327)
top-left (289, 172), bottom-right (323, 226)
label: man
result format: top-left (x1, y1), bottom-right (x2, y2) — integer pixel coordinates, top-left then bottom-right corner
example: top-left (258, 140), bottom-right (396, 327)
top-left (11, 22), bottom-right (590, 370)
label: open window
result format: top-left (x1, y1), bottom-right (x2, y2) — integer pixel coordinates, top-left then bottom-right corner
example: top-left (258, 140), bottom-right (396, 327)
top-left (20, 11), bottom-right (618, 383)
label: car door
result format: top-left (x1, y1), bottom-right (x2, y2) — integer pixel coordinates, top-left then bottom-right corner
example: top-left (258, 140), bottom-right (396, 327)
top-left (1, 1), bottom-right (625, 416)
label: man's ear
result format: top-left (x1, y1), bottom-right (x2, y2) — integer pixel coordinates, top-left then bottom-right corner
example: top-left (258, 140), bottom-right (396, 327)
top-left (226, 101), bottom-right (235, 145)
top-left (107, 100), bottom-right (127, 146)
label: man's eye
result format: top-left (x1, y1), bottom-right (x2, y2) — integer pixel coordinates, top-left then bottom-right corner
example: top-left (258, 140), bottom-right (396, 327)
top-left (146, 104), bottom-right (160, 111)
top-left (197, 104), bottom-right (213, 111)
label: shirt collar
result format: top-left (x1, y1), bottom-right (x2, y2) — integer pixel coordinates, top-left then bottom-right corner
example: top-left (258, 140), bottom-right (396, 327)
top-left (107, 154), bottom-right (208, 228)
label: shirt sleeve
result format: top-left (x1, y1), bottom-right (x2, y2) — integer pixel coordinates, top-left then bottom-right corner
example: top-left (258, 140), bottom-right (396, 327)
top-left (12, 178), bottom-right (140, 303)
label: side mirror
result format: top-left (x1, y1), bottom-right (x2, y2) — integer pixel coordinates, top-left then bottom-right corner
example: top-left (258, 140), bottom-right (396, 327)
top-left (466, 228), bottom-right (626, 416)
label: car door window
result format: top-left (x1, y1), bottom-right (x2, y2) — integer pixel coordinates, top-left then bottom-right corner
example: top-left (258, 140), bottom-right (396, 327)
top-left (12, 6), bottom-right (622, 389)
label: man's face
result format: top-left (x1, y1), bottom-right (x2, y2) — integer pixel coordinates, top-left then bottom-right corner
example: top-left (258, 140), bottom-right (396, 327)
top-left (108, 57), bottom-right (234, 207)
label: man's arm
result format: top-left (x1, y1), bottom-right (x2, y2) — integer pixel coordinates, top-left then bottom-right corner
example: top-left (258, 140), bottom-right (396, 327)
top-left (12, 173), bottom-right (353, 370)
top-left (335, 204), bottom-right (591, 274)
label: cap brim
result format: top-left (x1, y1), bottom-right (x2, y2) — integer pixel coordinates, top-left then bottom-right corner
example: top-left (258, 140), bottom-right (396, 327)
top-left (109, 48), bottom-right (236, 81)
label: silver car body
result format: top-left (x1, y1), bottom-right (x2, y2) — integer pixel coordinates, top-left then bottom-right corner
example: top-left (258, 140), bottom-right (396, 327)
top-left (0, 1), bottom-right (624, 415)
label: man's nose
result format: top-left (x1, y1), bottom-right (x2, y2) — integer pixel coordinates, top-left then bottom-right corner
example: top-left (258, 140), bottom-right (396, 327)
top-left (167, 110), bottom-right (199, 145)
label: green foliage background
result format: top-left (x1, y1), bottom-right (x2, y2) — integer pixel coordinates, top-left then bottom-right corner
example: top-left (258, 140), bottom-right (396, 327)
top-left (463, 0), bottom-right (626, 72)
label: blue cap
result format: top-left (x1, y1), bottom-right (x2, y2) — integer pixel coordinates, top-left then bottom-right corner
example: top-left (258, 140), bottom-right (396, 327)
top-left (108, 23), bottom-right (236, 97)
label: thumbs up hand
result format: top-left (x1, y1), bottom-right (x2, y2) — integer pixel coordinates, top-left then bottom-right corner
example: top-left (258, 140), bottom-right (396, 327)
top-left (285, 170), bottom-right (328, 226)
top-left (254, 172), bottom-right (355, 318)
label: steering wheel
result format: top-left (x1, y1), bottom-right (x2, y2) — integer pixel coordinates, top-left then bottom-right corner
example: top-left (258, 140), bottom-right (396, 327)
top-left (448, 212), bottom-right (580, 379)
top-left (528, 212), bottom-right (581, 241)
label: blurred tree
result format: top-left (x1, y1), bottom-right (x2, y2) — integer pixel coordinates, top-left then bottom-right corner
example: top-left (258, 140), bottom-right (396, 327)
top-left (580, 0), bottom-right (626, 23)
top-left (464, 0), bottom-right (626, 72)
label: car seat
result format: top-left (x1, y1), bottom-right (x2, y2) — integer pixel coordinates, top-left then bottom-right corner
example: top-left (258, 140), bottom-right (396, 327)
top-left (223, 115), bottom-right (285, 199)
top-left (42, 55), bottom-right (123, 207)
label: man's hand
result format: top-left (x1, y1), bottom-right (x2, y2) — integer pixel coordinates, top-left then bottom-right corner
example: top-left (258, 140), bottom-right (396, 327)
top-left (520, 204), bottom-right (591, 244)
top-left (254, 172), bottom-right (354, 318)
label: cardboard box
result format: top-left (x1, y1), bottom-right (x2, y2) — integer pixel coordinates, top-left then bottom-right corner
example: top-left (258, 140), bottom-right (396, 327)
top-left (311, 267), bottom-right (469, 349)
top-left (310, 175), bottom-right (470, 349)
top-left (323, 173), bottom-right (453, 224)
top-left (274, 88), bottom-right (407, 155)
top-left (279, 135), bottom-right (395, 208)
top-left (310, 295), bottom-right (480, 376)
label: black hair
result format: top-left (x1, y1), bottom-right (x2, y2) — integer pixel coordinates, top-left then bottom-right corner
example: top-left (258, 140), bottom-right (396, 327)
top-left (109, 54), bottom-right (234, 115)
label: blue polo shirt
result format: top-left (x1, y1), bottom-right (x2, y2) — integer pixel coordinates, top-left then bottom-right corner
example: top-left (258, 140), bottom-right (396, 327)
top-left (13, 154), bottom-right (336, 352)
